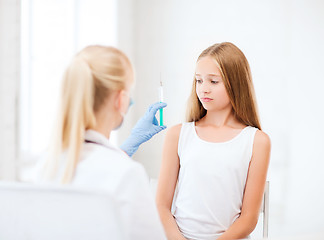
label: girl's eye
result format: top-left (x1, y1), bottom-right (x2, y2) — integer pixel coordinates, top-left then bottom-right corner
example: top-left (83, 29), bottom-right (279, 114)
top-left (196, 79), bottom-right (203, 84)
top-left (211, 80), bottom-right (219, 84)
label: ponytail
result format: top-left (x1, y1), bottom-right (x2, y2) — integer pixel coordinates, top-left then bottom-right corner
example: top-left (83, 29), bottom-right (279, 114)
top-left (44, 57), bottom-right (96, 183)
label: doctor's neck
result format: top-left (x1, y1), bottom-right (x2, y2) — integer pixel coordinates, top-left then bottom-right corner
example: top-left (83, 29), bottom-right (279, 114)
top-left (91, 104), bottom-right (120, 139)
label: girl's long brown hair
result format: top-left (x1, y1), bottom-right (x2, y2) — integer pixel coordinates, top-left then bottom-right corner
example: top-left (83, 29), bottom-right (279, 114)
top-left (186, 42), bottom-right (261, 130)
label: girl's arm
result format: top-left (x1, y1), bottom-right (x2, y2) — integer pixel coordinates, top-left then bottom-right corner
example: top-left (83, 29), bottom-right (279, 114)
top-left (156, 124), bottom-right (187, 240)
top-left (218, 130), bottom-right (271, 240)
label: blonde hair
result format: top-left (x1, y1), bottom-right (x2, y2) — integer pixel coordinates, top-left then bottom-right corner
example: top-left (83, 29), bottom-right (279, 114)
top-left (43, 45), bottom-right (133, 183)
top-left (186, 42), bottom-right (261, 130)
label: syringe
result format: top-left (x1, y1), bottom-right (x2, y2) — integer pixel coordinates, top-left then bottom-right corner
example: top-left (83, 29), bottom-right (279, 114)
top-left (159, 74), bottom-right (164, 126)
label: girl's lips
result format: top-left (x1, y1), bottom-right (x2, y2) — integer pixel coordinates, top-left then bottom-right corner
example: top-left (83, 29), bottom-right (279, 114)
top-left (201, 97), bottom-right (213, 102)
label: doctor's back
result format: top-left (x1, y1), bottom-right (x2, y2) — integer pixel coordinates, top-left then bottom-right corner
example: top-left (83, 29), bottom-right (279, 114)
top-left (36, 45), bottom-right (166, 240)
top-left (70, 130), bottom-right (165, 240)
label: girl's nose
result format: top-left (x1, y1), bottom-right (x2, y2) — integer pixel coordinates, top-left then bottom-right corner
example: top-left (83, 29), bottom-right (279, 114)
top-left (201, 84), bottom-right (210, 93)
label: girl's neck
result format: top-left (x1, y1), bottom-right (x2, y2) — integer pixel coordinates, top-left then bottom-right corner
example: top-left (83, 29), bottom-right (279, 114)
top-left (200, 107), bottom-right (238, 128)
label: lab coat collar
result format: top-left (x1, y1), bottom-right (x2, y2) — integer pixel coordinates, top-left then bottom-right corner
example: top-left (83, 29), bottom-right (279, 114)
top-left (84, 130), bottom-right (117, 150)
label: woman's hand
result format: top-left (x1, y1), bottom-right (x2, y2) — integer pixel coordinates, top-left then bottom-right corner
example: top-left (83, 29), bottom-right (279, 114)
top-left (120, 102), bottom-right (167, 157)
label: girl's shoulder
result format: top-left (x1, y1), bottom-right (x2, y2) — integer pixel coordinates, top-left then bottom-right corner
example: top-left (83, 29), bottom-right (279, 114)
top-left (165, 123), bottom-right (182, 139)
top-left (250, 129), bottom-right (271, 166)
top-left (165, 122), bottom-right (195, 144)
top-left (166, 122), bottom-right (194, 136)
top-left (253, 129), bottom-right (271, 154)
top-left (254, 129), bottom-right (271, 145)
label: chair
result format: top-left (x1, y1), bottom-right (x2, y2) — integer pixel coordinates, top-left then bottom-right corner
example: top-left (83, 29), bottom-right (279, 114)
top-left (0, 181), bottom-right (125, 240)
top-left (261, 181), bottom-right (270, 238)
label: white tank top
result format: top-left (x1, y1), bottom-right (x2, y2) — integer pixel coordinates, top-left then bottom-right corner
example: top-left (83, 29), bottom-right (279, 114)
top-left (173, 122), bottom-right (258, 240)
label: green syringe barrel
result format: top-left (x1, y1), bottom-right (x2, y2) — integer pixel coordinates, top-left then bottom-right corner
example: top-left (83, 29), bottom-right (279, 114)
top-left (159, 107), bottom-right (163, 126)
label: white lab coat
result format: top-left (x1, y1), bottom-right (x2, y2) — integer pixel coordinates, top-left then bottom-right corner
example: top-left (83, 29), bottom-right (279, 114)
top-left (36, 130), bottom-right (166, 240)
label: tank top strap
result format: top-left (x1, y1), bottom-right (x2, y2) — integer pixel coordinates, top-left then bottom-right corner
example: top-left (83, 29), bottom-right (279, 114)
top-left (177, 122), bottom-right (195, 158)
top-left (244, 126), bottom-right (259, 161)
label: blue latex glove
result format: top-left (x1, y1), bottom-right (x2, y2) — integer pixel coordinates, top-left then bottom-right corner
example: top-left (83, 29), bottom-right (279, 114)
top-left (120, 102), bottom-right (167, 157)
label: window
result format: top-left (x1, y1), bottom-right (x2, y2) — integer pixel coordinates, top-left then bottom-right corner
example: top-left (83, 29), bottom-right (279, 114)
top-left (20, 0), bottom-right (117, 178)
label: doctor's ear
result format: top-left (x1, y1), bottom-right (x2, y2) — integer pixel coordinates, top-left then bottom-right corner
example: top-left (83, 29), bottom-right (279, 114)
top-left (114, 90), bottom-right (128, 113)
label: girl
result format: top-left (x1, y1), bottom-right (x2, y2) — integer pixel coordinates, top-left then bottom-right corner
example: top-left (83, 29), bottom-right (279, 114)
top-left (156, 42), bottom-right (271, 240)
top-left (39, 45), bottom-right (167, 240)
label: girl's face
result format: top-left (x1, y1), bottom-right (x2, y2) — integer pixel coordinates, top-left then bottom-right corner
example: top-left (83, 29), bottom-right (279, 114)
top-left (195, 56), bottom-right (231, 111)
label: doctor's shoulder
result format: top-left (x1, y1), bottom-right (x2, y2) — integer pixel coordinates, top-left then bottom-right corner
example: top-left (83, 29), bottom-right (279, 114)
top-left (81, 146), bottom-right (141, 173)
top-left (85, 147), bottom-right (155, 199)
top-left (76, 146), bottom-right (147, 186)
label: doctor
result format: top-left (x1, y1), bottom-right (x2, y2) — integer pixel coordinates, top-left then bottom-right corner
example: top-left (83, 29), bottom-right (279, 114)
top-left (40, 45), bottom-right (167, 239)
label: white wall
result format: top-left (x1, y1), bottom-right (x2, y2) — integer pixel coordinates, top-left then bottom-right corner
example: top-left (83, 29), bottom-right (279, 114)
top-left (19, 0), bottom-right (118, 180)
top-left (122, 0), bottom-right (324, 238)
top-left (0, 0), bottom-right (20, 180)
top-left (115, 0), bottom-right (137, 148)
